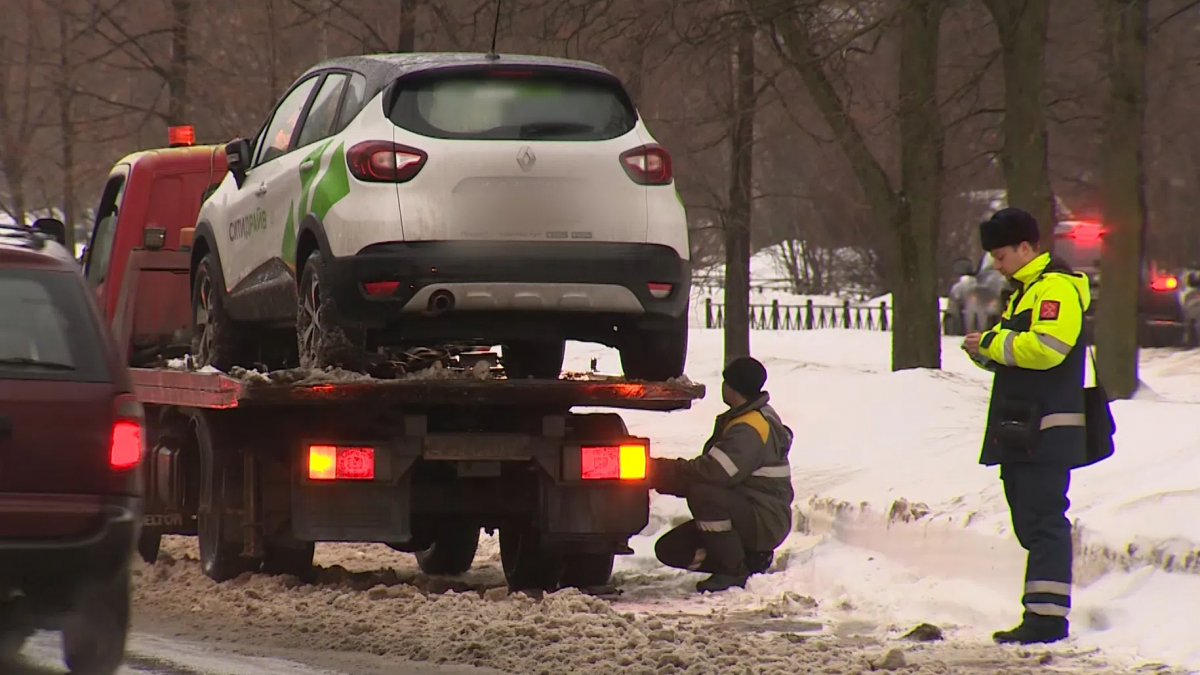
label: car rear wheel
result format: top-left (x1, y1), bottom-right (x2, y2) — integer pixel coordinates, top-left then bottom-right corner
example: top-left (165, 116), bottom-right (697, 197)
top-left (297, 251), bottom-right (366, 370)
top-left (61, 568), bottom-right (130, 675)
top-left (415, 520), bottom-right (481, 576)
top-left (620, 314), bottom-right (688, 381)
top-left (502, 340), bottom-right (566, 380)
top-left (192, 252), bottom-right (249, 370)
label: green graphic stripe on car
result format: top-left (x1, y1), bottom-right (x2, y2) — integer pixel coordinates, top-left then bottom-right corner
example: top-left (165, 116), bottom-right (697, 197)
top-left (297, 139), bottom-right (334, 218)
top-left (310, 142), bottom-right (350, 221)
top-left (282, 207), bottom-right (297, 268)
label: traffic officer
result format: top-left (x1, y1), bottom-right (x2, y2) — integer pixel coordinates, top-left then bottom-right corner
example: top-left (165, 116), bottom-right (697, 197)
top-left (649, 356), bottom-right (794, 593)
top-left (963, 207), bottom-right (1091, 645)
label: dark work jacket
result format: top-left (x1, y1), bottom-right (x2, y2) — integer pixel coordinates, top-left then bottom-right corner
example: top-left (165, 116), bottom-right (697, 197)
top-left (976, 254), bottom-right (1090, 467)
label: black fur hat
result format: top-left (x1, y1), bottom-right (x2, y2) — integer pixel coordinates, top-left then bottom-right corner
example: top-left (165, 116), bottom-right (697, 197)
top-left (980, 207), bottom-right (1040, 251)
top-left (723, 356), bottom-right (767, 399)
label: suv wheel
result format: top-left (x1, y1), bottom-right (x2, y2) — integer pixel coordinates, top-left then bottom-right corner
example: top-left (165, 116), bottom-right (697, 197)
top-left (192, 252), bottom-right (248, 370)
top-left (297, 251), bottom-right (365, 370)
top-left (61, 568), bottom-right (130, 675)
top-left (503, 340), bottom-right (566, 380)
top-left (619, 314), bottom-right (687, 381)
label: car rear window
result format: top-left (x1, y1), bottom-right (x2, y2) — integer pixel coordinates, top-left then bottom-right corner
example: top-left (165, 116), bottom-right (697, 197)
top-left (388, 69), bottom-right (637, 141)
top-left (0, 267), bottom-right (111, 383)
top-left (1053, 236), bottom-right (1101, 273)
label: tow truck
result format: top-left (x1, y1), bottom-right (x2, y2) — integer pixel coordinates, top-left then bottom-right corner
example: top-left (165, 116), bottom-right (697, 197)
top-left (63, 127), bottom-right (704, 590)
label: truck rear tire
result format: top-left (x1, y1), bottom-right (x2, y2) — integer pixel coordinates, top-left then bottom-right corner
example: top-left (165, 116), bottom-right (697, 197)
top-left (195, 414), bottom-right (254, 582)
top-left (620, 314), bottom-right (688, 381)
top-left (62, 568), bottom-right (130, 675)
top-left (500, 525), bottom-right (562, 592)
top-left (502, 340), bottom-right (566, 380)
top-left (192, 252), bottom-right (250, 370)
top-left (262, 541), bottom-right (315, 579)
top-left (561, 553), bottom-right (615, 589)
top-left (415, 522), bottom-right (481, 576)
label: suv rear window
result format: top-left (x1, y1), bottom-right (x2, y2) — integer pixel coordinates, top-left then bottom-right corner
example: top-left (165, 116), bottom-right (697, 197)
top-left (389, 70), bottom-right (637, 141)
top-left (0, 268), bottom-right (111, 383)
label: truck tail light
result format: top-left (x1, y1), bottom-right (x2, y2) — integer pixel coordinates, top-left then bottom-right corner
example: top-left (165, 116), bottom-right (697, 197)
top-left (1150, 275), bottom-right (1178, 292)
top-left (110, 394), bottom-right (145, 471)
top-left (308, 445), bottom-right (375, 480)
top-left (347, 141), bottom-right (427, 183)
top-left (619, 144), bottom-right (673, 185)
top-left (581, 444), bottom-right (647, 481)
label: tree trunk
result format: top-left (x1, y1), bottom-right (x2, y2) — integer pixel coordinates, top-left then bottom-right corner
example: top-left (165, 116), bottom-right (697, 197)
top-left (724, 14), bottom-right (757, 360)
top-left (59, 8), bottom-right (77, 251)
top-left (982, 0), bottom-right (1056, 243)
top-left (165, 0), bottom-right (192, 126)
top-left (892, 0), bottom-right (946, 370)
top-left (397, 0), bottom-right (420, 52)
top-left (1095, 0), bottom-right (1148, 399)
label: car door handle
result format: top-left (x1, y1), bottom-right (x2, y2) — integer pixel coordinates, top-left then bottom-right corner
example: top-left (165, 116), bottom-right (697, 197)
top-left (299, 159), bottom-right (315, 171)
top-left (255, 183), bottom-right (268, 196)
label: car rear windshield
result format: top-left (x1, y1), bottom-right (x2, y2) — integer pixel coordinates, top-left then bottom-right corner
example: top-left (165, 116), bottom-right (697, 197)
top-left (388, 69), bottom-right (637, 141)
top-left (0, 267), bottom-right (111, 383)
top-left (1053, 236), bottom-right (1101, 273)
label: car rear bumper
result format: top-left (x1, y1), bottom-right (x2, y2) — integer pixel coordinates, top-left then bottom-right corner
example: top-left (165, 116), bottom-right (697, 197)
top-left (0, 494), bottom-right (140, 592)
top-left (322, 241), bottom-right (691, 333)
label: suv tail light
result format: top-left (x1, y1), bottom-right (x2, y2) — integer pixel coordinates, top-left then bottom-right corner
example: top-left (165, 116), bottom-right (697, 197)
top-left (308, 445), bottom-right (376, 480)
top-left (110, 394), bottom-right (145, 471)
top-left (347, 141), bottom-right (427, 183)
top-left (620, 144), bottom-right (673, 185)
top-left (1150, 275), bottom-right (1178, 292)
top-left (581, 444), bottom-right (647, 480)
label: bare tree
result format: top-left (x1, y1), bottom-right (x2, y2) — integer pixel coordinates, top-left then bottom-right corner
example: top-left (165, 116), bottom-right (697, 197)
top-left (724, 8), bottom-right (757, 359)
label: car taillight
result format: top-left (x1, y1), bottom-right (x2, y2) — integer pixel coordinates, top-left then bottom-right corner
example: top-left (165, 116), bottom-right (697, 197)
top-left (346, 141), bottom-right (427, 183)
top-left (1150, 275), bottom-right (1178, 292)
top-left (110, 394), bottom-right (144, 471)
top-left (308, 445), bottom-right (375, 480)
top-left (619, 144), bottom-right (673, 185)
top-left (581, 444), bottom-right (647, 481)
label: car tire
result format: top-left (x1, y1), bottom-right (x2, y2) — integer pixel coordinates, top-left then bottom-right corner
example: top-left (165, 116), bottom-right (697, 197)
top-left (192, 252), bottom-right (249, 371)
top-left (560, 553), bottom-right (615, 589)
top-left (503, 340), bottom-right (566, 380)
top-left (297, 251), bottom-right (365, 370)
top-left (499, 524), bottom-right (563, 592)
top-left (61, 568), bottom-right (130, 675)
top-left (415, 521), bottom-right (481, 576)
top-left (262, 540), bottom-right (316, 579)
top-left (620, 314), bottom-right (688, 381)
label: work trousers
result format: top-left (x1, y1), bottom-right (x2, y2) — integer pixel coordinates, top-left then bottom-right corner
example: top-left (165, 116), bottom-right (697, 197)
top-left (1002, 462), bottom-right (1073, 620)
top-left (654, 483), bottom-right (768, 575)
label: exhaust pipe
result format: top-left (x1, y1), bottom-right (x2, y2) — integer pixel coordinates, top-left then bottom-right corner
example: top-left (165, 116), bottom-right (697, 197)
top-left (427, 289), bottom-right (456, 314)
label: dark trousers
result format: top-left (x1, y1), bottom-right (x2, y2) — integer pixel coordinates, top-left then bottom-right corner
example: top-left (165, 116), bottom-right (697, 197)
top-left (654, 483), bottom-right (766, 575)
top-left (1001, 462), bottom-right (1073, 620)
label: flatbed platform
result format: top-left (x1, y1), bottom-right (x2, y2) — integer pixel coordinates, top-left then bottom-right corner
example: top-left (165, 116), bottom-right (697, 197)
top-left (130, 368), bottom-right (706, 412)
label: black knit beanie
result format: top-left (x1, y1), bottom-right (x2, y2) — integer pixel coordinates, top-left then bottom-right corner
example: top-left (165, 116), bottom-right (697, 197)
top-left (723, 356), bottom-right (767, 399)
top-left (980, 207), bottom-right (1040, 251)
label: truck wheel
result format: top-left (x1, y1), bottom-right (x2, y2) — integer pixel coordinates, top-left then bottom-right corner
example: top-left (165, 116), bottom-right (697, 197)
top-left (62, 568), bottom-right (130, 675)
top-left (502, 340), bottom-right (566, 380)
top-left (415, 523), bottom-right (481, 576)
top-left (620, 314), bottom-right (688, 381)
top-left (195, 414), bottom-right (253, 582)
top-left (297, 251), bottom-right (365, 370)
top-left (192, 252), bottom-right (248, 371)
top-left (1188, 321), bottom-right (1199, 349)
top-left (262, 541), bottom-right (315, 579)
top-left (561, 553), bottom-right (615, 589)
top-left (138, 529), bottom-right (162, 564)
top-left (500, 525), bottom-right (563, 592)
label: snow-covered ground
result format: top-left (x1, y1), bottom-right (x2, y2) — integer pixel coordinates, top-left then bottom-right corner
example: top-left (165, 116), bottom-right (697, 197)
top-left (564, 330), bottom-right (1200, 672)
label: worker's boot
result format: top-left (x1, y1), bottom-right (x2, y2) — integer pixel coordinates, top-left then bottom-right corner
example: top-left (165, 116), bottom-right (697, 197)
top-left (992, 613), bottom-right (1068, 645)
top-left (696, 570), bottom-right (749, 593)
top-left (745, 550), bottom-right (774, 575)
top-left (695, 530), bottom-right (750, 593)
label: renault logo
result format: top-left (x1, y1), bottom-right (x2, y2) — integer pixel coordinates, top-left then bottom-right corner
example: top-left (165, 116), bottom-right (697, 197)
top-left (516, 146), bottom-right (537, 172)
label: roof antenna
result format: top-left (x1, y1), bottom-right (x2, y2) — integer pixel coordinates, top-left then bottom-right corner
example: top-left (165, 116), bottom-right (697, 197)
top-left (486, 0), bottom-right (503, 61)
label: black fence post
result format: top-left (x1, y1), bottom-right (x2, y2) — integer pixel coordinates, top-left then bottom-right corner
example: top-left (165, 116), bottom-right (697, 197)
top-left (771, 299), bottom-right (780, 330)
top-left (805, 299), bottom-right (815, 330)
top-left (842, 300), bottom-right (851, 328)
top-left (705, 297), bottom-right (713, 329)
top-left (880, 301), bottom-right (890, 332)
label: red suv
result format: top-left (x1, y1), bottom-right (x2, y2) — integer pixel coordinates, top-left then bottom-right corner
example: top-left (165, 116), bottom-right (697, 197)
top-left (0, 221), bottom-right (143, 673)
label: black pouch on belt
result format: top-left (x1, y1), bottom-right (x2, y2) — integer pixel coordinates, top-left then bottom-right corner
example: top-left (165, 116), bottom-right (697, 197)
top-left (992, 399), bottom-right (1042, 455)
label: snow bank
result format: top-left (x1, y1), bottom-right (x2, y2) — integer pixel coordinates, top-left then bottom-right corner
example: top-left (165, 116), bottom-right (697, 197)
top-left (562, 331), bottom-right (1200, 671)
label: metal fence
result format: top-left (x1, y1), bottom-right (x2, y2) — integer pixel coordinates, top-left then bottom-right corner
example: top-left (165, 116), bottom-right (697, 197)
top-left (703, 298), bottom-right (893, 331)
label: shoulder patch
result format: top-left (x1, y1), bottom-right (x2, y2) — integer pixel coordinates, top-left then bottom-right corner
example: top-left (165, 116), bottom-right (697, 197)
top-left (1039, 300), bottom-right (1060, 320)
top-left (726, 411), bottom-right (770, 443)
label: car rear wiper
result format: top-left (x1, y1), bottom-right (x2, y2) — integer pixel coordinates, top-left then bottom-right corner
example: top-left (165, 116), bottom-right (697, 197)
top-left (0, 357), bottom-right (76, 370)
top-left (519, 121), bottom-right (595, 138)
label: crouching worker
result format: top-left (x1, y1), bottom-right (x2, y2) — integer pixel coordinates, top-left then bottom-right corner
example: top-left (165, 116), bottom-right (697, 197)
top-left (649, 356), bottom-right (794, 593)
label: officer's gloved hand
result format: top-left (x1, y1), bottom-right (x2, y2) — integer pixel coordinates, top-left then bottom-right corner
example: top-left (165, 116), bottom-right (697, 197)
top-left (649, 458), bottom-right (689, 497)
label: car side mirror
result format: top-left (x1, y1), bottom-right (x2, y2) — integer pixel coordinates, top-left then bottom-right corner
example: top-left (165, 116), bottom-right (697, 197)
top-left (952, 257), bottom-right (976, 277)
top-left (225, 138), bottom-right (252, 188)
top-left (32, 217), bottom-right (67, 246)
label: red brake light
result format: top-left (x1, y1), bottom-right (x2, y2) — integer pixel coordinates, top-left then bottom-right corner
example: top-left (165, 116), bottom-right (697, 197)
top-left (1150, 275), bottom-right (1178, 292)
top-left (1067, 224), bottom-right (1104, 241)
top-left (347, 141), bottom-right (427, 183)
top-left (620, 144), bottom-right (673, 185)
top-left (110, 394), bottom-right (144, 471)
top-left (581, 444), bottom-right (647, 481)
top-left (363, 280), bottom-right (400, 296)
top-left (308, 445), bottom-right (375, 480)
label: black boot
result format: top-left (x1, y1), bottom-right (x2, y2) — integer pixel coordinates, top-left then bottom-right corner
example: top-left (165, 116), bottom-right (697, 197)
top-left (993, 614), bottom-right (1068, 645)
top-left (745, 550), bottom-right (774, 574)
top-left (696, 571), bottom-right (750, 593)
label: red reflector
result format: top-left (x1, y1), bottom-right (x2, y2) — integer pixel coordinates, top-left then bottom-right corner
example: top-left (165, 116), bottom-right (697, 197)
top-left (308, 445), bottom-right (375, 480)
top-left (110, 420), bottom-right (142, 470)
top-left (647, 282), bottom-right (673, 299)
top-left (581, 444), bottom-right (647, 480)
top-left (363, 280), bottom-right (400, 296)
top-left (1150, 275), bottom-right (1178, 292)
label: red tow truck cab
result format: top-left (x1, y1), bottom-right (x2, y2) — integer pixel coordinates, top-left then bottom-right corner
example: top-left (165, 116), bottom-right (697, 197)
top-left (81, 127), bottom-right (227, 364)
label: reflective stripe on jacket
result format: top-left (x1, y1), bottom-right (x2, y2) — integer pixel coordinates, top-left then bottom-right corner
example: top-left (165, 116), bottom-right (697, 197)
top-left (975, 253), bottom-right (1091, 467)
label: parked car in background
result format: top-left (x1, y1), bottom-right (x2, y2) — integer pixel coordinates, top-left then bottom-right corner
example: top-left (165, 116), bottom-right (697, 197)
top-left (1180, 267), bottom-right (1200, 348)
top-left (945, 252), bottom-right (1011, 335)
top-left (0, 221), bottom-right (142, 673)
